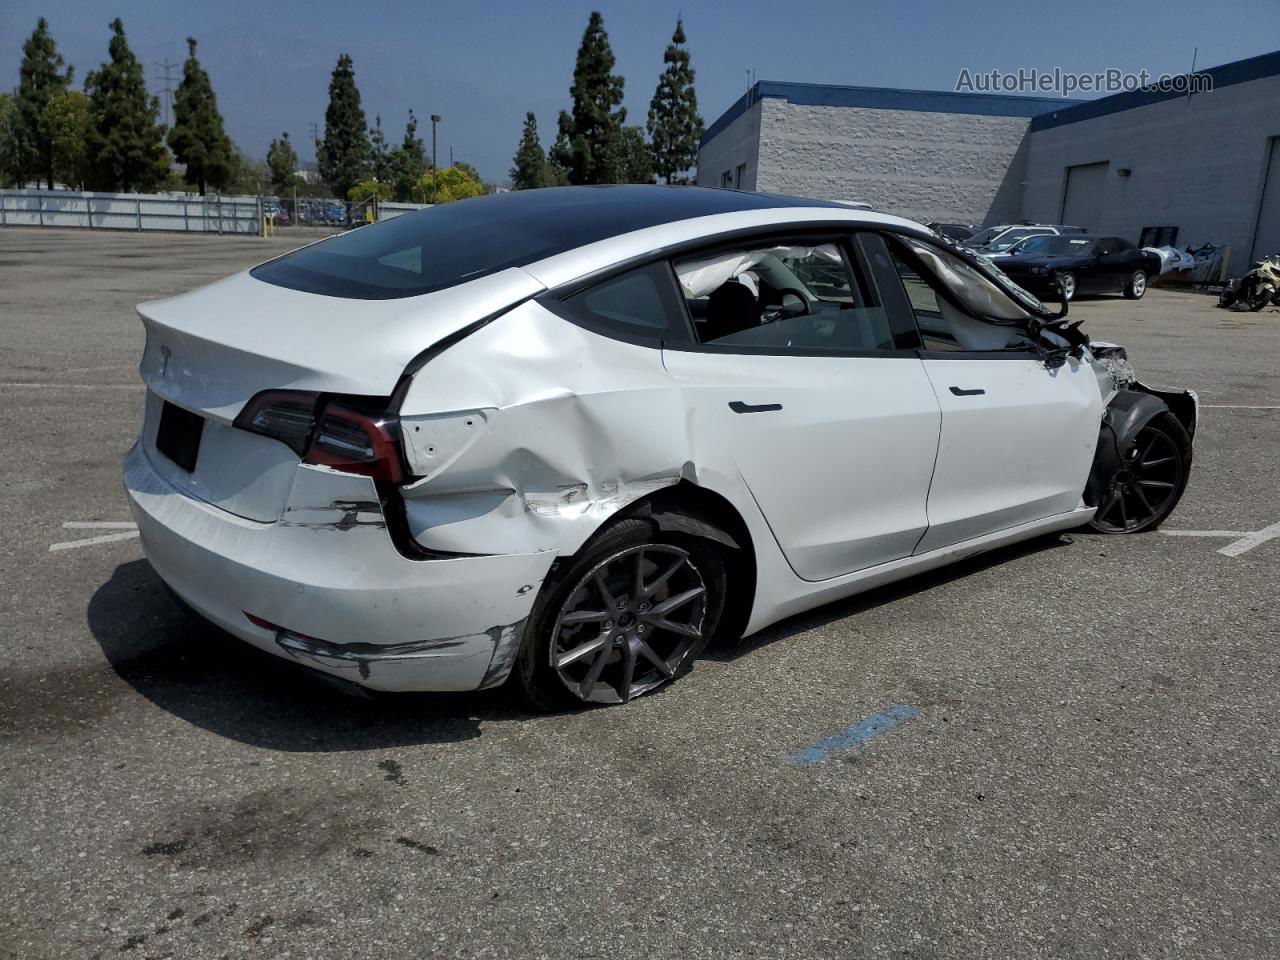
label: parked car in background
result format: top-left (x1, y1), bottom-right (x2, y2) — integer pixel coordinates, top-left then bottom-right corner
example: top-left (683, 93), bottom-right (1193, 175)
top-left (926, 222), bottom-right (977, 243)
top-left (966, 223), bottom-right (1085, 255)
top-left (123, 186), bottom-right (1195, 708)
top-left (997, 234), bottom-right (1160, 301)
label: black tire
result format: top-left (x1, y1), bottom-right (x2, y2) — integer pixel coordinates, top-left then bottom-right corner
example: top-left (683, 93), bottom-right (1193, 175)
top-left (1124, 269), bottom-right (1148, 299)
top-left (1088, 411), bottom-right (1191, 534)
top-left (1057, 271), bottom-right (1077, 302)
top-left (512, 517), bottom-right (727, 712)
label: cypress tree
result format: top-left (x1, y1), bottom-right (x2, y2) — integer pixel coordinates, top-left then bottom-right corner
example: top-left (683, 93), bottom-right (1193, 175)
top-left (266, 132), bottom-right (299, 194)
top-left (370, 114), bottom-right (391, 183)
top-left (166, 37), bottom-right (233, 195)
top-left (565, 11), bottom-right (626, 185)
top-left (613, 125), bottom-right (654, 184)
top-left (388, 110), bottom-right (428, 201)
top-left (84, 19), bottom-right (170, 192)
top-left (16, 17), bottom-right (74, 189)
top-left (647, 20), bottom-right (703, 184)
top-left (318, 54), bottom-right (370, 200)
top-left (510, 112), bottom-right (548, 190)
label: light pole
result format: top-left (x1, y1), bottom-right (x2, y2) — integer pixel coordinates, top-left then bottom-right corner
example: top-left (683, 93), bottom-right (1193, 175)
top-left (430, 114), bottom-right (441, 204)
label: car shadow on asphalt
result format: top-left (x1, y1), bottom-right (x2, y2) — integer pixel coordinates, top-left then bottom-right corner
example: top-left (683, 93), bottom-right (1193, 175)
top-left (87, 535), bottom-right (1070, 752)
top-left (86, 559), bottom-right (532, 752)
top-left (706, 532), bottom-right (1072, 662)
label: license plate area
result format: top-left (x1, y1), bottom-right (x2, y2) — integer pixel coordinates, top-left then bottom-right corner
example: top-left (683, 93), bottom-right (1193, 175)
top-left (156, 401), bottom-right (204, 473)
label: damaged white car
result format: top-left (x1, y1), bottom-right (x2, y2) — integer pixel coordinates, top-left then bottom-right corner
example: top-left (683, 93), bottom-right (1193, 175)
top-left (123, 186), bottom-right (1196, 709)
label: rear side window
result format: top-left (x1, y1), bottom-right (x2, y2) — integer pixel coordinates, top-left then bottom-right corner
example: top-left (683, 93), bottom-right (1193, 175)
top-left (555, 261), bottom-right (690, 343)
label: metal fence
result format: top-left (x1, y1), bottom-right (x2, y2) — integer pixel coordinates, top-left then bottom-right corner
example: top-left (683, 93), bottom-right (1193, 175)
top-left (0, 189), bottom-right (430, 235)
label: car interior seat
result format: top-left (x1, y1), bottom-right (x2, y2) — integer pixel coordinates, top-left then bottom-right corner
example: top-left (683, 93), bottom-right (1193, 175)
top-left (703, 281), bottom-right (761, 342)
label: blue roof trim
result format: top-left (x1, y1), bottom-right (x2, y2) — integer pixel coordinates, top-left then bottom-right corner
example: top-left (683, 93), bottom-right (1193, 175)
top-left (1030, 49), bottom-right (1280, 131)
top-left (700, 81), bottom-right (1076, 147)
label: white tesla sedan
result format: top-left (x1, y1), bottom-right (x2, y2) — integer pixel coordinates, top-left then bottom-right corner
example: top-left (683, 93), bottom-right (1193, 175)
top-left (123, 186), bottom-right (1196, 709)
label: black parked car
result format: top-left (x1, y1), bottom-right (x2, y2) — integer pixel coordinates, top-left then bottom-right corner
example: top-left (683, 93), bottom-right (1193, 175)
top-left (997, 235), bottom-right (1159, 302)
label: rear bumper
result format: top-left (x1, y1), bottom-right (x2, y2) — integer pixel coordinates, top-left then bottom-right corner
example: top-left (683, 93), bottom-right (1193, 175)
top-left (123, 442), bottom-right (557, 692)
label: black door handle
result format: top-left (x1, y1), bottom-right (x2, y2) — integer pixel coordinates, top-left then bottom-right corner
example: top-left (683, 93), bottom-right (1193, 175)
top-left (729, 401), bottom-right (783, 414)
top-left (949, 386), bottom-right (985, 396)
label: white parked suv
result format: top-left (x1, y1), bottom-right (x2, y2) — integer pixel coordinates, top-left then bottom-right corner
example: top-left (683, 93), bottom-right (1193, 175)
top-left (965, 223), bottom-right (1085, 257)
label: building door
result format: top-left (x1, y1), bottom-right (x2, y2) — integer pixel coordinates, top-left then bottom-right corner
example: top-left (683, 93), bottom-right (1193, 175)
top-left (1251, 137), bottom-right (1280, 263)
top-left (1060, 161), bottom-right (1109, 231)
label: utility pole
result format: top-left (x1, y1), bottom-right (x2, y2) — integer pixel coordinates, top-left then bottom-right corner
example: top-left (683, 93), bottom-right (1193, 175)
top-left (430, 114), bottom-right (441, 203)
top-left (154, 58), bottom-right (178, 128)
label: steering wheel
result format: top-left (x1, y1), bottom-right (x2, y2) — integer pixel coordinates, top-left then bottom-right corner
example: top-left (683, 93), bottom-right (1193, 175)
top-left (762, 286), bottom-right (812, 321)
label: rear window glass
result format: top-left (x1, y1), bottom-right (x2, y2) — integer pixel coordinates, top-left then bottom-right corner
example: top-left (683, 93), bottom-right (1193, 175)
top-left (250, 186), bottom-right (852, 300)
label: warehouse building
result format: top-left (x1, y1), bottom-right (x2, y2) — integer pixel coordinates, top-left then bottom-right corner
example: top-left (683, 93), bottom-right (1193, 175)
top-left (697, 50), bottom-right (1280, 272)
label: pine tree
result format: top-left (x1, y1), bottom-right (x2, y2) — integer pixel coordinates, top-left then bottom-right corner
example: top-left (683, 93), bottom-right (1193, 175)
top-left (84, 19), bottom-right (170, 192)
top-left (369, 114), bottom-right (390, 183)
top-left (510, 112), bottom-right (549, 190)
top-left (166, 37), bottom-right (233, 195)
top-left (388, 110), bottom-right (428, 201)
top-left (565, 11), bottom-right (626, 184)
top-left (16, 17), bottom-right (74, 189)
top-left (548, 110), bottom-right (573, 184)
top-left (647, 20), bottom-right (703, 184)
top-left (613, 125), bottom-right (654, 184)
top-left (318, 54), bottom-right (370, 200)
top-left (266, 132), bottom-right (299, 195)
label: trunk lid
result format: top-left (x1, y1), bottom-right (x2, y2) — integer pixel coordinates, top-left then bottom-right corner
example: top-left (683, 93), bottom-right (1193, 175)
top-left (137, 266), bottom-right (542, 522)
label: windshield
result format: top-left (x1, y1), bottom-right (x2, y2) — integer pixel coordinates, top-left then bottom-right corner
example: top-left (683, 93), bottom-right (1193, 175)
top-left (1017, 236), bottom-right (1096, 256)
top-left (968, 227), bottom-right (1004, 246)
top-left (985, 230), bottom-right (1046, 252)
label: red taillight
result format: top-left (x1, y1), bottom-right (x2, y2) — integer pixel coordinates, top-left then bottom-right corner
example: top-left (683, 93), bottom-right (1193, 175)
top-left (232, 390), bottom-right (321, 455)
top-left (303, 404), bottom-right (404, 484)
top-left (233, 390), bottom-right (406, 484)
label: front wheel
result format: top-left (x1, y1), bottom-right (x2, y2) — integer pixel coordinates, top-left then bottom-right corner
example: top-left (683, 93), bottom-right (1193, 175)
top-left (513, 518), bottom-right (726, 711)
top-left (1088, 412), bottom-right (1191, 533)
top-left (1124, 269), bottom-right (1148, 299)
top-left (1057, 271), bottom-right (1077, 302)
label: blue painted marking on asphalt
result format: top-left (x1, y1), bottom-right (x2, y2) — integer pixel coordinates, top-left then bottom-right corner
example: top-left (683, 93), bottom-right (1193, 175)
top-left (788, 704), bottom-right (920, 766)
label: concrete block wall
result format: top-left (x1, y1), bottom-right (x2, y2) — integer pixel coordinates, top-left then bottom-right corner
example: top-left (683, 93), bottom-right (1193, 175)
top-left (1021, 73), bottom-right (1280, 266)
top-left (750, 99), bottom-right (1032, 225)
top-left (696, 101), bottom-right (762, 191)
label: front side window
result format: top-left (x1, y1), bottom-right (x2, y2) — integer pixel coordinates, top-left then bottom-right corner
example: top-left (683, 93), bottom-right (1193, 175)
top-left (673, 239), bottom-right (898, 353)
top-left (887, 239), bottom-right (1037, 353)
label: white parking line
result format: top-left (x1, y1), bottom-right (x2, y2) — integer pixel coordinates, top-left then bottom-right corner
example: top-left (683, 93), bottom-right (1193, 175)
top-left (1218, 521), bottom-right (1280, 558)
top-left (1, 382), bottom-right (143, 391)
top-left (49, 531), bottom-right (140, 552)
top-left (1160, 521), bottom-right (1280, 557)
top-left (50, 521), bottom-right (140, 552)
top-left (1202, 404), bottom-right (1280, 410)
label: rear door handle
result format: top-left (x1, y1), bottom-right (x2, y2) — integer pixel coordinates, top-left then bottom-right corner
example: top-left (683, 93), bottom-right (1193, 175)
top-left (948, 386), bottom-right (986, 396)
top-left (729, 401), bottom-right (783, 414)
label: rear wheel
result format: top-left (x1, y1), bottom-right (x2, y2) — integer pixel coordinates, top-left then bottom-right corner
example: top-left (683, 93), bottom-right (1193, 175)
top-left (1124, 269), bottom-right (1148, 299)
top-left (1088, 412), bottom-right (1190, 533)
top-left (513, 518), bottom-right (726, 711)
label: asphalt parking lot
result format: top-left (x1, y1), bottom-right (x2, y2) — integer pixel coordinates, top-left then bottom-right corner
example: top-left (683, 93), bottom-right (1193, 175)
top-left (2, 227), bottom-right (1278, 960)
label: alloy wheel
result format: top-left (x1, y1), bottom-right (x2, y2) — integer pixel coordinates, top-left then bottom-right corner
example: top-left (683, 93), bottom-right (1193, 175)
top-left (1130, 271), bottom-right (1147, 297)
top-left (550, 544), bottom-right (707, 705)
top-left (1059, 272), bottom-right (1076, 301)
top-left (1091, 423), bottom-right (1183, 532)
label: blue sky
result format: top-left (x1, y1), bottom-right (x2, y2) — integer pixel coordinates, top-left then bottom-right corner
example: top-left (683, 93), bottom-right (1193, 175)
top-left (3, 0), bottom-right (1278, 183)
